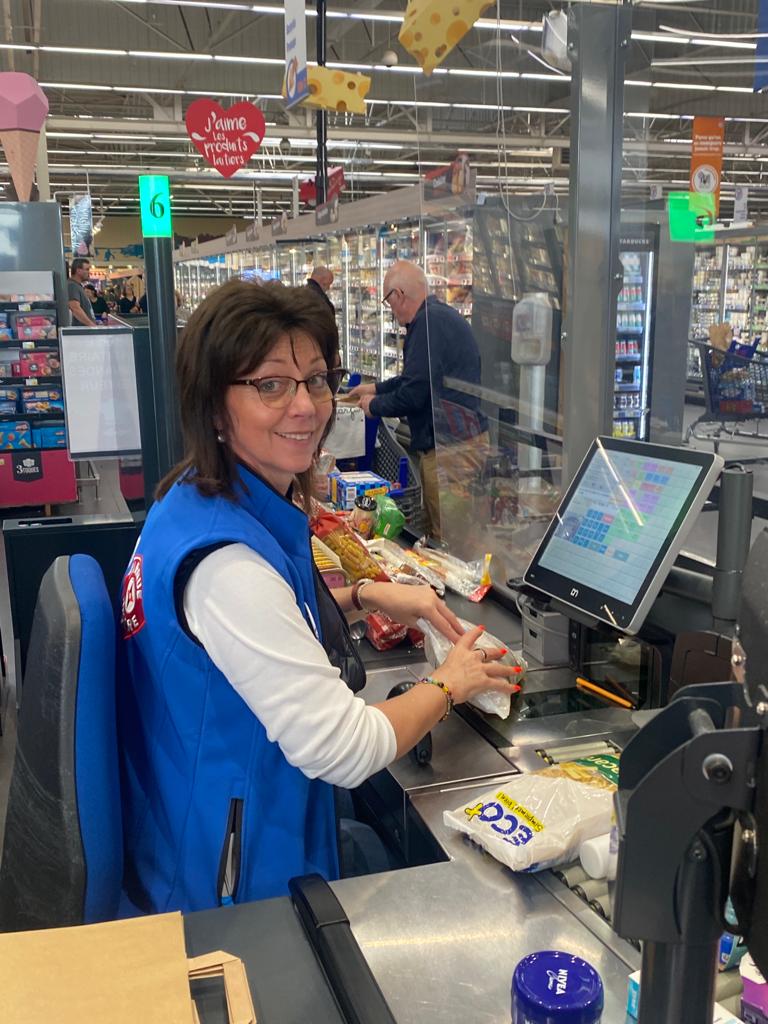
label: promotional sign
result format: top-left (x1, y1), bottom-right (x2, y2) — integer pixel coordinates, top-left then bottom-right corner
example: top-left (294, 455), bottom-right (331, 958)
top-left (316, 195), bottom-right (340, 227)
top-left (283, 0), bottom-right (309, 109)
top-left (245, 221), bottom-right (260, 244)
top-left (225, 224), bottom-right (238, 249)
top-left (186, 99), bottom-right (266, 178)
top-left (190, 237), bottom-right (199, 256)
top-left (690, 116), bottom-right (725, 216)
top-left (138, 175), bottom-right (172, 238)
top-left (70, 193), bottom-right (95, 256)
top-left (733, 185), bottom-right (749, 223)
top-left (423, 153), bottom-right (474, 204)
top-left (271, 211), bottom-right (289, 237)
top-left (667, 191), bottom-right (716, 244)
top-left (300, 165), bottom-right (345, 208)
top-left (649, 184), bottom-right (663, 202)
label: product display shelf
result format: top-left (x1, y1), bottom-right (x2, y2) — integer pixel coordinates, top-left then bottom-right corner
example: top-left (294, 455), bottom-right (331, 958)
top-left (723, 243), bottom-right (754, 342)
top-left (473, 207), bottom-right (517, 299)
top-left (0, 273), bottom-right (76, 508)
top-left (513, 219), bottom-right (560, 302)
top-left (423, 219), bottom-right (474, 321)
top-left (687, 244), bottom-right (724, 398)
top-left (612, 234), bottom-right (656, 441)
top-left (344, 230), bottom-right (380, 379)
top-left (751, 241), bottom-right (768, 351)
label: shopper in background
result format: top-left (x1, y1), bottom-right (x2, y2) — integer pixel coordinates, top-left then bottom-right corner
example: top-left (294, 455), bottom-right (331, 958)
top-left (348, 259), bottom-right (488, 540)
top-left (306, 265), bottom-right (335, 314)
top-left (67, 258), bottom-right (96, 326)
top-left (84, 284), bottom-right (109, 320)
top-left (118, 285), bottom-right (141, 317)
top-left (117, 278), bottom-right (518, 915)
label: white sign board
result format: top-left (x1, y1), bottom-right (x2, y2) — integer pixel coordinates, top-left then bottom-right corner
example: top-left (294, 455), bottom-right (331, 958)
top-left (59, 327), bottom-right (142, 458)
top-left (284, 0), bottom-right (309, 109)
top-left (324, 404), bottom-right (366, 459)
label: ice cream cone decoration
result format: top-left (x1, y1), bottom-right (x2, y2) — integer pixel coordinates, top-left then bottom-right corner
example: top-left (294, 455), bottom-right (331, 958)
top-left (0, 73), bottom-right (49, 202)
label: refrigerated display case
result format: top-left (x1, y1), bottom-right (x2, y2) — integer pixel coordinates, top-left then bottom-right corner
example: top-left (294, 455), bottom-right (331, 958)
top-left (344, 231), bottom-right (380, 378)
top-left (380, 222), bottom-right (420, 379)
top-left (613, 228), bottom-right (657, 441)
top-left (423, 219), bottom-right (473, 321)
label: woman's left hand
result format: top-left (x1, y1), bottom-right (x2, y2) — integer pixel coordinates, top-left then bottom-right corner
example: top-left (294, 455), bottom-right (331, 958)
top-left (363, 582), bottom-right (465, 643)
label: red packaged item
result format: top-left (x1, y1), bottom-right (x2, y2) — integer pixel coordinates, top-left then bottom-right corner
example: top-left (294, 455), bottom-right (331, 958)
top-left (365, 611), bottom-right (407, 651)
top-left (310, 509), bottom-right (388, 583)
top-left (12, 353), bottom-right (61, 378)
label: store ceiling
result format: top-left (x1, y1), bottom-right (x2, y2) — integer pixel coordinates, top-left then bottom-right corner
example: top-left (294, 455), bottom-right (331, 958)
top-left (1, 0), bottom-right (767, 224)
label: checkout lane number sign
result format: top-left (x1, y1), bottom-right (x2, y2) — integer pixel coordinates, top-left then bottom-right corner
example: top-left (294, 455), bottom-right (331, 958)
top-left (139, 175), bottom-right (173, 238)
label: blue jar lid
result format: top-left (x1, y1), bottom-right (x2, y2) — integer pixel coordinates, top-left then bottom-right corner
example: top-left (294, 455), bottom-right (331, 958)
top-left (512, 950), bottom-right (604, 1024)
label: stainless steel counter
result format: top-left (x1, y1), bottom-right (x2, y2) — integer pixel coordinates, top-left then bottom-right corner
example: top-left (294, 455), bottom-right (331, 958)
top-left (330, 652), bottom-right (641, 1022)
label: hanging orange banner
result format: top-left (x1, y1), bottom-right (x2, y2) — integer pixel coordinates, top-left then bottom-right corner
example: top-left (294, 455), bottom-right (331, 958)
top-left (690, 116), bottom-right (725, 215)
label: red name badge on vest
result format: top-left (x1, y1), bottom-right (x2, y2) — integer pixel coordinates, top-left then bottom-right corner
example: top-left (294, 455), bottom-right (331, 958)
top-left (121, 554), bottom-right (146, 639)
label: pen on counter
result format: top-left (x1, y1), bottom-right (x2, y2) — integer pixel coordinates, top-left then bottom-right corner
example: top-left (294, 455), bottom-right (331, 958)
top-left (576, 676), bottom-right (636, 710)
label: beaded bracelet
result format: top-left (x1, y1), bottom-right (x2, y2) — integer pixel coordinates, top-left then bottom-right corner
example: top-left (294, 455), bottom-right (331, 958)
top-left (418, 676), bottom-right (454, 721)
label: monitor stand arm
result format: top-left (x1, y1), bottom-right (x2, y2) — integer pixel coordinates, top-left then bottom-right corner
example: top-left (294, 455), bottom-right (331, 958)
top-left (612, 681), bottom-right (762, 1024)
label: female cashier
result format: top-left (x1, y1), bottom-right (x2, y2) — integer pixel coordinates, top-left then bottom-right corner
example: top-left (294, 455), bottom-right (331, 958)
top-left (118, 279), bottom-right (519, 914)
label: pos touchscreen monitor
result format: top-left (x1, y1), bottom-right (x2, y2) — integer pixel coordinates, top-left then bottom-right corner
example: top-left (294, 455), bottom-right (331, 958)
top-left (523, 437), bottom-right (723, 634)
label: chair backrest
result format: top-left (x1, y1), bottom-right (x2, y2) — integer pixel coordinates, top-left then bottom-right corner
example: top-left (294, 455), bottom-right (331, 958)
top-left (0, 554), bottom-right (122, 931)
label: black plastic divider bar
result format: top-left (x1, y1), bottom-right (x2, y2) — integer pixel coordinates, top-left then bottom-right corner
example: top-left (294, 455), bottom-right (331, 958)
top-left (289, 874), bottom-right (397, 1024)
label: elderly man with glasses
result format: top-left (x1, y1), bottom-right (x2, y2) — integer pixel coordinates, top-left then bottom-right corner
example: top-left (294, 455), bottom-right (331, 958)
top-left (348, 260), bottom-right (488, 541)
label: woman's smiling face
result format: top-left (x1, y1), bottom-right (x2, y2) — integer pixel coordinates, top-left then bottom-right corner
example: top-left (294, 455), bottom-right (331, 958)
top-left (223, 331), bottom-right (333, 494)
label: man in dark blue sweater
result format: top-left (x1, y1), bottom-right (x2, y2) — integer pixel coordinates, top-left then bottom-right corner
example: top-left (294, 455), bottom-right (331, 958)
top-left (348, 260), bottom-right (488, 539)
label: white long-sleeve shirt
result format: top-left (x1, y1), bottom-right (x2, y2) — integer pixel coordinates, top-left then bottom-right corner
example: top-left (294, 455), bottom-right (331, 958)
top-left (183, 543), bottom-right (396, 788)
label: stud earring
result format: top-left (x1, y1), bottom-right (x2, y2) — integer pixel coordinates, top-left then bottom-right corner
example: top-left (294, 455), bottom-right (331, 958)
top-left (216, 432), bottom-right (225, 443)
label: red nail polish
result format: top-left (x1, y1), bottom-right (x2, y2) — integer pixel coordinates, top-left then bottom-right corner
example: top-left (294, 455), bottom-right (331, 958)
top-left (499, 648), bottom-right (508, 655)
top-left (510, 684), bottom-right (522, 693)
top-left (512, 665), bottom-right (523, 674)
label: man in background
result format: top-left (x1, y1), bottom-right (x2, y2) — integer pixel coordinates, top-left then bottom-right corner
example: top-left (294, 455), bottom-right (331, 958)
top-left (348, 259), bottom-right (488, 540)
top-left (84, 284), bottom-right (109, 319)
top-left (67, 258), bottom-right (96, 326)
top-left (306, 266), bottom-right (335, 314)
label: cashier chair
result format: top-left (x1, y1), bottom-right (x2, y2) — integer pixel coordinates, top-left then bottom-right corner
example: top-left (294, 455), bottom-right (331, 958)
top-left (0, 554), bottom-right (122, 932)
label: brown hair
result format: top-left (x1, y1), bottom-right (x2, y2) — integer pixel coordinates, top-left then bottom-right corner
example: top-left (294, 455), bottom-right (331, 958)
top-left (157, 277), bottom-right (339, 508)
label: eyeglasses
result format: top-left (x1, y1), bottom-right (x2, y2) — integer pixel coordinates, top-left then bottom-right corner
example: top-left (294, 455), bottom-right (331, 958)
top-left (382, 287), bottom-right (401, 307)
top-left (230, 368), bottom-right (347, 408)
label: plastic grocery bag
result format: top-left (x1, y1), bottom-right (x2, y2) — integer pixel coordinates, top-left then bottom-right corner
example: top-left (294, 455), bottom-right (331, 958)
top-left (418, 615), bottom-right (526, 719)
top-left (443, 755), bottom-right (618, 872)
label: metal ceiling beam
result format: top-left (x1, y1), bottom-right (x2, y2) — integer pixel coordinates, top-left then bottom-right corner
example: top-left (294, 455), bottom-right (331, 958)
top-left (42, 117), bottom-right (768, 159)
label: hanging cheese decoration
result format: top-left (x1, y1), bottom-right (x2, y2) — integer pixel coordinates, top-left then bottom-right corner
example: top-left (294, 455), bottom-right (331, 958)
top-left (299, 67), bottom-right (371, 115)
top-left (399, 0), bottom-right (495, 76)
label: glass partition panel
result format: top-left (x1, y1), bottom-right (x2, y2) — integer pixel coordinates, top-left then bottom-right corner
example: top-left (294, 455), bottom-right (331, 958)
top-left (407, 35), bottom-right (570, 581)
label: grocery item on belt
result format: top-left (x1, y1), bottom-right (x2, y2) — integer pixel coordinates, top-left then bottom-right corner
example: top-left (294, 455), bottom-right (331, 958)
top-left (512, 950), bottom-right (604, 1024)
top-left (373, 494), bottom-right (405, 540)
top-left (411, 540), bottom-right (492, 601)
top-left (366, 538), bottom-right (446, 595)
top-left (443, 755), bottom-right (618, 872)
top-left (349, 494), bottom-right (377, 539)
top-left (311, 509), bottom-right (388, 583)
top-left (419, 614), bottom-right (526, 718)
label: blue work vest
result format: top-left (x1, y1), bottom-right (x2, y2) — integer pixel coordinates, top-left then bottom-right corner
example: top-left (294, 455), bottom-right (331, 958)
top-left (117, 465), bottom-right (339, 914)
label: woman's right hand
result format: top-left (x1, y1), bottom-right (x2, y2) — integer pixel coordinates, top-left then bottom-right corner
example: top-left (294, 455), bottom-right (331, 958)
top-left (433, 624), bottom-right (522, 705)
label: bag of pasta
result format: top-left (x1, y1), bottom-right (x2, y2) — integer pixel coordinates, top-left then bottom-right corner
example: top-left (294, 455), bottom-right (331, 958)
top-left (443, 755), bottom-right (618, 872)
top-left (311, 510), bottom-right (388, 583)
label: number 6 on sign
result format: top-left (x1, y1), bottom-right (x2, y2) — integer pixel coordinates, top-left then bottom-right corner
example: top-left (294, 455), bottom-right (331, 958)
top-left (139, 175), bottom-right (173, 238)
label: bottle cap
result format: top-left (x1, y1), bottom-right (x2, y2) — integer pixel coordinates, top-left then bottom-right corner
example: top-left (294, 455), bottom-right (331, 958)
top-left (512, 950), bottom-right (604, 1024)
top-left (354, 495), bottom-right (377, 512)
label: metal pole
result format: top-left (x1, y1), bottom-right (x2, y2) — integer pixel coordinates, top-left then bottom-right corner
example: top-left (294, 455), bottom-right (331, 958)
top-left (563, 3), bottom-right (631, 483)
top-left (142, 235), bottom-right (183, 501)
top-left (35, 124), bottom-right (50, 201)
top-left (712, 466), bottom-right (753, 632)
top-left (316, 0), bottom-right (328, 206)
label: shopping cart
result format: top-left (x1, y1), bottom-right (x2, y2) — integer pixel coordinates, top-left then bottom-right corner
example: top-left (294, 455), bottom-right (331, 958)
top-left (372, 419), bottom-right (427, 537)
top-left (687, 341), bottom-right (768, 454)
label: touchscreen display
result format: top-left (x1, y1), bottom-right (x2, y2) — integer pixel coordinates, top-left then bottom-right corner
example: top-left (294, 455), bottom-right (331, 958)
top-left (537, 449), bottom-right (702, 605)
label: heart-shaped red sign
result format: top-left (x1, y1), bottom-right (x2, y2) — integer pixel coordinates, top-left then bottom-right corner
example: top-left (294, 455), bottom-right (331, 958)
top-left (185, 99), bottom-right (266, 178)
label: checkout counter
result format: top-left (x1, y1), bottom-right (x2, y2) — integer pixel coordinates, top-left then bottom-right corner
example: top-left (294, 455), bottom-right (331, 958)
top-left (187, 437), bottom-right (751, 1023)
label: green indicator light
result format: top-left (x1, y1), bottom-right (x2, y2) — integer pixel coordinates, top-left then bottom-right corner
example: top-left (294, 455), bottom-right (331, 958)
top-left (139, 175), bottom-right (172, 238)
top-left (667, 191), bottom-right (715, 243)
